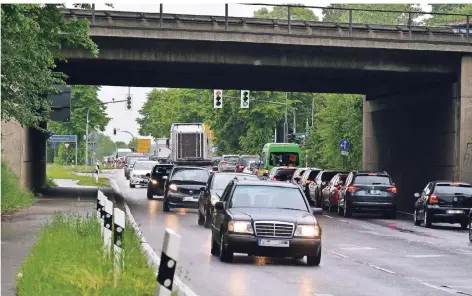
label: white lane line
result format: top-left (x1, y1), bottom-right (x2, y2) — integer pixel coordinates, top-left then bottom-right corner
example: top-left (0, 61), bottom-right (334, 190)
top-left (329, 251), bottom-right (349, 259)
top-left (323, 214), bottom-right (333, 219)
top-left (458, 249), bottom-right (472, 254)
top-left (419, 282), bottom-right (460, 294)
top-left (423, 241), bottom-right (438, 245)
top-left (405, 254), bottom-right (445, 258)
top-left (359, 225), bottom-right (375, 230)
top-left (368, 264), bottom-right (396, 274)
top-left (340, 246), bottom-right (375, 251)
top-left (111, 179), bottom-right (199, 296)
top-left (340, 219), bottom-right (352, 223)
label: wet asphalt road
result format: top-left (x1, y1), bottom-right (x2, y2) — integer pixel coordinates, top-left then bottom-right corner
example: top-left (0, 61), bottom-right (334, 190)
top-left (108, 170), bottom-right (472, 296)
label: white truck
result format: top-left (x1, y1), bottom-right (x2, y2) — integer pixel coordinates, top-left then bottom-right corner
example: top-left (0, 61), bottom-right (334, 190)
top-left (168, 123), bottom-right (213, 166)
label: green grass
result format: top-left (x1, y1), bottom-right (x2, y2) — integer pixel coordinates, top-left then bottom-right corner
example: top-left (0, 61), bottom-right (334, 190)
top-left (1, 162), bottom-right (36, 213)
top-left (17, 212), bottom-right (157, 296)
top-left (72, 164), bottom-right (116, 173)
top-left (47, 165), bottom-right (110, 188)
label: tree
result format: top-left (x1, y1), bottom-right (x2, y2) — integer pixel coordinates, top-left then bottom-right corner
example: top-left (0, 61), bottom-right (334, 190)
top-left (254, 5), bottom-right (319, 21)
top-left (426, 4), bottom-right (472, 25)
top-left (115, 141), bottom-right (127, 149)
top-left (1, 4), bottom-right (98, 129)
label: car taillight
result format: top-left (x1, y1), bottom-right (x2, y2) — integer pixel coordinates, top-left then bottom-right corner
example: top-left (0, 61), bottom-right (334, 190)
top-left (347, 186), bottom-right (359, 193)
top-left (306, 180), bottom-right (312, 184)
top-left (221, 161), bottom-right (227, 165)
top-left (429, 195), bottom-right (439, 204)
top-left (387, 186), bottom-right (397, 194)
top-left (272, 177), bottom-right (279, 181)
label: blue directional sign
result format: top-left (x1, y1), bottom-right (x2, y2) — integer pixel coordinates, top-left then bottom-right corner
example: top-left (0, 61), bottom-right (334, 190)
top-left (48, 135), bottom-right (77, 142)
top-left (338, 139), bottom-right (350, 152)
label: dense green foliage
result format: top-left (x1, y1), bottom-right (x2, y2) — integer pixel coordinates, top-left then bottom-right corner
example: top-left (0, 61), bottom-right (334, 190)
top-left (254, 5), bottom-right (319, 21)
top-left (1, 4), bottom-right (97, 128)
top-left (1, 162), bottom-right (36, 213)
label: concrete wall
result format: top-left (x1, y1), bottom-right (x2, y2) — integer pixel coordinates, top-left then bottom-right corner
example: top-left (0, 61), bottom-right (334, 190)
top-left (459, 55), bottom-right (472, 184)
top-left (364, 83), bottom-right (457, 212)
top-left (1, 120), bottom-right (27, 188)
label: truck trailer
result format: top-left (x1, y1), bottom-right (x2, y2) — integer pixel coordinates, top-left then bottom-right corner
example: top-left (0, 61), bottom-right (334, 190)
top-left (168, 123), bottom-right (213, 166)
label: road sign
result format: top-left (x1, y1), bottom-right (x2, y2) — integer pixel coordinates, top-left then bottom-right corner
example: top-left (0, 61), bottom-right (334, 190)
top-left (341, 150), bottom-right (349, 156)
top-left (338, 139), bottom-right (350, 152)
top-left (48, 135), bottom-right (77, 142)
top-left (137, 138), bottom-right (151, 153)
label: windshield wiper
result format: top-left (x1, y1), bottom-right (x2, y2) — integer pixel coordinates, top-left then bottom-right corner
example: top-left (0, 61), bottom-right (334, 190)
top-left (277, 207), bottom-right (304, 211)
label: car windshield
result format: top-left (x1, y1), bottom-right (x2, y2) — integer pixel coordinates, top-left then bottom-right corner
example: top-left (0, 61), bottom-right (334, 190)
top-left (353, 175), bottom-right (391, 185)
top-left (212, 174), bottom-right (259, 190)
top-left (435, 184), bottom-right (472, 195)
top-left (153, 166), bottom-right (173, 175)
top-left (223, 156), bottom-right (239, 164)
top-left (133, 162), bottom-right (157, 171)
top-left (128, 157), bottom-right (145, 164)
top-left (229, 185), bottom-right (308, 211)
top-left (171, 168), bottom-right (209, 182)
top-left (269, 152), bottom-right (299, 167)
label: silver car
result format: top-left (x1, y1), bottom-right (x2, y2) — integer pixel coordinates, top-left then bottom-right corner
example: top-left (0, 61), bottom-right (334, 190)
top-left (218, 155), bottom-right (240, 172)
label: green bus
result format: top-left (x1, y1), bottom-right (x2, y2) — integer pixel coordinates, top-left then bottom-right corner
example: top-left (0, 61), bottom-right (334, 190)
top-left (260, 143), bottom-right (302, 171)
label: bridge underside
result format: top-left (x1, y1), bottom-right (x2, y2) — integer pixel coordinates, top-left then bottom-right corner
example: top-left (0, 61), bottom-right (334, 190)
top-left (53, 39), bottom-right (472, 212)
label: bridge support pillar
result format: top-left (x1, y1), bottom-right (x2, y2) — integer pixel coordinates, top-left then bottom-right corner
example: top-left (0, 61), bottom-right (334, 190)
top-left (23, 122), bottom-right (47, 192)
top-left (459, 55), bottom-right (472, 184)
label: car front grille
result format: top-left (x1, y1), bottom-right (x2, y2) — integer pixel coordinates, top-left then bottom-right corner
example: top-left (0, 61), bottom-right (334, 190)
top-left (254, 221), bottom-right (294, 238)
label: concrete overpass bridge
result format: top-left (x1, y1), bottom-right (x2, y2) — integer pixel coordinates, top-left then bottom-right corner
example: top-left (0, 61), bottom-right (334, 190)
top-left (45, 6), bottom-right (472, 211)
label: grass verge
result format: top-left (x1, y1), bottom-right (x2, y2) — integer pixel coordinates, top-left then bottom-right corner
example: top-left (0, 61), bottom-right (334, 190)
top-left (47, 165), bottom-right (110, 188)
top-left (1, 162), bottom-right (36, 213)
top-left (72, 164), bottom-right (116, 173)
top-left (17, 212), bottom-right (157, 296)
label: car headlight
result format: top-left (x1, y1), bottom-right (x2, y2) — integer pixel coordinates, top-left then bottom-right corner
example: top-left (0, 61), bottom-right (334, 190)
top-left (228, 221), bottom-right (253, 234)
top-left (169, 184), bottom-right (178, 191)
top-left (210, 194), bottom-right (220, 206)
top-left (294, 225), bottom-right (320, 237)
top-left (151, 180), bottom-right (157, 185)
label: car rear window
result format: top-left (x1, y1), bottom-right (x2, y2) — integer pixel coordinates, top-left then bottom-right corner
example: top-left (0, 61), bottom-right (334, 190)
top-left (240, 157), bottom-right (259, 166)
top-left (353, 175), bottom-right (391, 185)
top-left (275, 168), bottom-right (296, 176)
top-left (223, 156), bottom-right (239, 164)
top-left (322, 171), bottom-right (343, 181)
top-left (435, 184), bottom-right (472, 195)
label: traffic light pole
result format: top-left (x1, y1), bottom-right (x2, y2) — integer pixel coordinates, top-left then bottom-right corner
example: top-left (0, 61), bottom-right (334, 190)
top-left (253, 99), bottom-right (296, 143)
top-left (85, 98), bottom-right (128, 166)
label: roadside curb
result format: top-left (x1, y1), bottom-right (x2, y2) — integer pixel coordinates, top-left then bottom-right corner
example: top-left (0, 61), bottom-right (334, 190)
top-left (109, 179), bottom-right (198, 296)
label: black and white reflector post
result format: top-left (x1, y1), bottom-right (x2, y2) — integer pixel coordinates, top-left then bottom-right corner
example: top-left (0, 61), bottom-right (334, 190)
top-left (113, 207), bottom-right (125, 271)
top-left (103, 199), bottom-right (113, 251)
top-left (157, 228), bottom-right (181, 296)
top-left (100, 194), bottom-right (107, 237)
top-left (96, 191), bottom-right (102, 220)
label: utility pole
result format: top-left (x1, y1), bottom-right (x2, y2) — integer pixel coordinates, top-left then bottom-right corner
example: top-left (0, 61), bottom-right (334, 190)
top-left (311, 97), bottom-right (315, 127)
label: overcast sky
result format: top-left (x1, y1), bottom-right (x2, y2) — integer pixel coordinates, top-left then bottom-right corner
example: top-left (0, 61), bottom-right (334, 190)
top-left (91, 2), bottom-right (431, 142)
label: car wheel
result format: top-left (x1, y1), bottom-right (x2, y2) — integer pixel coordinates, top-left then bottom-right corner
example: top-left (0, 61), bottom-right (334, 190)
top-left (385, 209), bottom-right (396, 219)
top-left (337, 203), bottom-right (344, 216)
top-left (424, 210), bottom-right (432, 228)
top-left (413, 209), bottom-right (421, 226)
top-left (460, 221), bottom-right (468, 230)
top-left (219, 233), bottom-right (233, 263)
top-left (197, 211), bottom-right (205, 226)
top-left (343, 200), bottom-right (352, 218)
top-left (162, 198), bottom-right (170, 212)
top-left (306, 247), bottom-right (321, 266)
top-left (211, 233), bottom-right (219, 256)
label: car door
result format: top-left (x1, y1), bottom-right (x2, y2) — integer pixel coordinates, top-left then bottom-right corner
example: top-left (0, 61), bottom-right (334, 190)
top-left (324, 175), bottom-right (337, 205)
top-left (339, 173), bottom-right (353, 207)
top-left (199, 173), bottom-right (214, 214)
top-left (416, 182), bottom-right (432, 219)
top-left (213, 182), bottom-right (233, 236)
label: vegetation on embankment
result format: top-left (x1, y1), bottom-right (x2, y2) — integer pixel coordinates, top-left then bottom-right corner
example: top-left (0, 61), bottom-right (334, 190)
top-left (1, 162), bottom-right (36, 213)
top-left (17, 212), bottom-right (157, 295)
top-left (47, 165), bottom-right (111, 188)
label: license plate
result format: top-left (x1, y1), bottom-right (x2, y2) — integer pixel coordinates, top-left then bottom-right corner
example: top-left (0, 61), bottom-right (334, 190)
top-left (183, 196), bottom-right (198, 202)
top-left (370, 190), bottom-right (381, 195)
top-left (447, 210), bottom-right (464, 214)
top-left (258, 239), bottom-right (290, 248)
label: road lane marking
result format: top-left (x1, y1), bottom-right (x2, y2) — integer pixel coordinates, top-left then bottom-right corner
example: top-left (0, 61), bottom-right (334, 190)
top-left (359, 225), bottom-right (375, 230)
top-left (340, 219), bottom-right (352, 223)
top-left (329, 251), bottom-right (349, 259)
top-left (405, 254), bottom-right (444, 258)
top-left (423, 241), bottom-right (438, 245)
top-left (323, 214), bottom-right (333, 219)
top-left (458, 249), bottom-right (472, 254)
top-left (340, 247), bottom-right (376, 251)
top-left (368, 264), bottom-right (396, 274)
top-left (418, 282), bottom-right (466, 294)
top-left (111, 179), bottom-right (199, 296)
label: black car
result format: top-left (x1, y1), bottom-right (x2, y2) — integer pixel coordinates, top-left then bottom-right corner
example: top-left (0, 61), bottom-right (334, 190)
top-left (146, 164), bottom-right (174, 199)
top-left (338, 171), bottom-right (397, 218)
top-left (469, 209), bottom-right (472, 242)
top-left (413, 181), bottom-right (472, 229)
top-left (198, 172), bottom-right (260, 228)
top-left (311, 170), bottom-right (345, 207)
top-left (268, 166), bottom-right (297, 182)
top-left (162, 166), bottom-right (211, 212)
top-left (210, 179), bottom-right (323, 265)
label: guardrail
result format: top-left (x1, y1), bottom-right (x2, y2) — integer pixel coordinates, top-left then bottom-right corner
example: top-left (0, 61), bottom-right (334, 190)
top-left (63, 3), bottom-right (472, 44)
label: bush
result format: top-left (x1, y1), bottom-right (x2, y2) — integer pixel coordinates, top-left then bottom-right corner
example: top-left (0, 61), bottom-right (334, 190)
top-left (17, 212), bottom-right (157, 296)
top-left (1, 162), bottom-right (36, 213)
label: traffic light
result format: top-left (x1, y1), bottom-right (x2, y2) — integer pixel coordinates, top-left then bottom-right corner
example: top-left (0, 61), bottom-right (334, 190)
top-left (213, 89), bottom-right (222, 108)
top-left (240, 90), bottom-right (250, 109)
top-left (113, 128), bottom-right (117, 135)
top-left (287, 133), bottom-right (295, 143)
top-left (126, 95), bottom-right (132, 110)
top-left (272, 134), bottom-right (276, 143)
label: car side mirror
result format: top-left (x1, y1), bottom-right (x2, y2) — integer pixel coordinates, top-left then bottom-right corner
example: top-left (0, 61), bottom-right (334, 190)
top-left (162, 176), bottom-right (168, 180)
top-left (146, 173), bottom-right (150, 177)
top-left (200, 186), bottom-right (206, 192)
top-left (414, 193), bottom-right (420, 198)
top-left (311, 207), bottom-right (323, 215)
top-left (215, 201), bottom-right (225, 211)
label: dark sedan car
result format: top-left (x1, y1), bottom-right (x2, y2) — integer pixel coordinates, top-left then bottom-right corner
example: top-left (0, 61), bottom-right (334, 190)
top-left (210, 179), bottom-right (323, 265)
top-left (469, 209), bottom-right (472, 242)
top-left (338, 171), bottom-right (397, 218)
top-left (413, 181), bottom-right (472, 229)
top-left (146, 164), bottom-right (174, 199)
top-left (162, 166), bottom-right (210, 212)
top-left (197, 172), bottom-right (259, 228)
